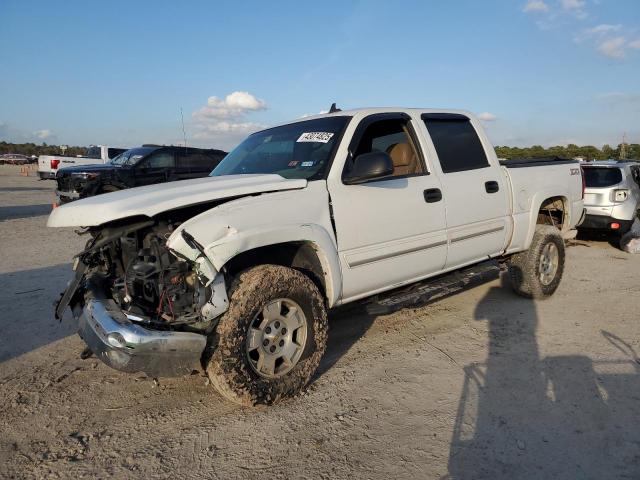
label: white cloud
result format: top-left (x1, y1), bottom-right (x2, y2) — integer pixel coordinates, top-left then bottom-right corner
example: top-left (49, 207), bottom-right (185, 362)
top-left (629, 39), bottom-right (640, 50)
top-left (34, 129), bottom-right (53, 139)
top-left (597, 37), bottom-right (626, 58)
top-left (561, 0), bottom-right (587, 18)
top-left (193, 91), bottom-right (266, 121)
top-left (478, 112), bottom-right (497, 122)
top-left (190, 91), bottom-right (267, 148)
top-left (523, 0), bottom-right (549, 12)
top-left (585, 24), bottom-right (622, 35)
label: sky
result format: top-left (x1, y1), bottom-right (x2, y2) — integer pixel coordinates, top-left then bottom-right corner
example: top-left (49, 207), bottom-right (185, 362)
top-left (1, 0), bottom-right (639, 151)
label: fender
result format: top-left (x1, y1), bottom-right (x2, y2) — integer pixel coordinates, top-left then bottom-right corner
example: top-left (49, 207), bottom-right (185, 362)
top-left (166, 182), bottom-right (343, 307)
top-left (523, 190), bottom-right (568, 250)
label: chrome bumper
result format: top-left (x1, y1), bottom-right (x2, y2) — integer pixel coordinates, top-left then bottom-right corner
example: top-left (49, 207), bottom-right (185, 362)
top-left (74, 296), bottom-right (207, 377)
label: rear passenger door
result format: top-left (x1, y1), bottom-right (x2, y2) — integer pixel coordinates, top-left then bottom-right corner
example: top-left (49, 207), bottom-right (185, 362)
top-left (176, 150), bottom-right (215, 180)
top-left (420, 113), bottom-right (509, 268)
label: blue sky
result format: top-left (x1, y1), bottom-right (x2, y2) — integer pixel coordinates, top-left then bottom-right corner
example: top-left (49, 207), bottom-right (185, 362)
top-left (1, 0), bottom-right (639, 150)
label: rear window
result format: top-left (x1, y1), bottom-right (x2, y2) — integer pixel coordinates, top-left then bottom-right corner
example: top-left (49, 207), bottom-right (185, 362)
top-left (422, 114), bottom-right (489, 173)
top-left (583, 167), bottom-right (623, 188)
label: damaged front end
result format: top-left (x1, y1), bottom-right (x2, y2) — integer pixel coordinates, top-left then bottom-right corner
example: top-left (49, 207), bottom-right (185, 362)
top-left (56, 216), bottom-right (228, 377)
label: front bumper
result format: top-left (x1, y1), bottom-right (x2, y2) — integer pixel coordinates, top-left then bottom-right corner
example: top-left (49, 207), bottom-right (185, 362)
top-left (74, 285), bottom-right (207, 377)
top-left (55, 189), bottom-right (80, 204)
top-left (38, 171), bottom-right (56, 180)
top-left (578, 214), bottom-right (633, 233)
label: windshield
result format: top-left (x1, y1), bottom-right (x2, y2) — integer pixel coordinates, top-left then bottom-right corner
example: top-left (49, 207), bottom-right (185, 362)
top-left (583, 167), bottom-right (623, 188)
top-left (110, 147), bottom-right (157, 166)
top-left (211, 116), bottom-right (351, 180)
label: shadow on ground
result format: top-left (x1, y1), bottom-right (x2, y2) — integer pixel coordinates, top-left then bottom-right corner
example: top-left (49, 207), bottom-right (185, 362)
top-left (0, 204), bottom-right (52, 221)
top-left (448, 280), bottom-right (640, 479)
top-left (0, 264), bottom-right (76, 363)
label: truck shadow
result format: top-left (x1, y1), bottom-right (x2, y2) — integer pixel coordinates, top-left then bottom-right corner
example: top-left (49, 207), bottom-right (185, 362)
top-left (0, 204), bottom-right (52, 221)
top-left (447, 280), bottom-right (640, 480)
top-left (0, 264), bottom-right (76, 364)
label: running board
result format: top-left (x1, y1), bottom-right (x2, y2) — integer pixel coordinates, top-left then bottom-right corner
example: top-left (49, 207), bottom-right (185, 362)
top-left (365, 260), bottom-right (501, 315)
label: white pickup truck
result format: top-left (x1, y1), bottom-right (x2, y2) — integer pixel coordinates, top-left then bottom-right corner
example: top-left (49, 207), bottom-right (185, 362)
top-left (37, 145), bottom-right (127, 179)
top-left (48, 108), bottom-right (584, 405)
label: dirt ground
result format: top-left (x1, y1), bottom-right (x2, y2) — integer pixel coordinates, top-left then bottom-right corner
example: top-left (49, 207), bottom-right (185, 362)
top-left (1, 164), bottom-right (639, 480)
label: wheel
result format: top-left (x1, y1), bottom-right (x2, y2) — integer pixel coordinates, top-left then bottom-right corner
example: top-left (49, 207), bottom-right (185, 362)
top-left (508, 225), bottom-right (565, 299)
top-left (206, 264), bottom-right (328, 405)
top-left (100, 185), bottom-right (120, 194)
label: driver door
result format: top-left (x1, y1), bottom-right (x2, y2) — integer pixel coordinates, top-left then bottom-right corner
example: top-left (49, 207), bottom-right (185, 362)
top-left (327, 113), bottom-right (448, 302)
top-left (135, 150), bottom-right (175, 186)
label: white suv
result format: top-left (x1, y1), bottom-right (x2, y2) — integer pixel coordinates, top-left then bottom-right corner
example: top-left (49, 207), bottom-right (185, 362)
top-left (580, 161), bottom-right (640, 234)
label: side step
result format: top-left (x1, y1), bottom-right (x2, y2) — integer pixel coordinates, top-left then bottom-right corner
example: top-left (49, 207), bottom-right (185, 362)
top-left (365, 260), bottom-right (501, 315)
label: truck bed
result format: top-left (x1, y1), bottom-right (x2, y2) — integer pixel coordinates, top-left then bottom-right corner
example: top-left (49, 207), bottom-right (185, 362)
top-left (499, 157), bottom-right (579, 168)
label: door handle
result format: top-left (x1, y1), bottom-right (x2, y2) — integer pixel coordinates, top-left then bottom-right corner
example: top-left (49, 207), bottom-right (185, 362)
top-left (485, 181), bottom-right (499, 194)
top-left (424, 188), bottom-right (442, 203)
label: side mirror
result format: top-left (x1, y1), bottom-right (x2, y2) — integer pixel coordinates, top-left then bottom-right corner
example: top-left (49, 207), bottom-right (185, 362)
top-left (343, 152), bottom-right (394, 185)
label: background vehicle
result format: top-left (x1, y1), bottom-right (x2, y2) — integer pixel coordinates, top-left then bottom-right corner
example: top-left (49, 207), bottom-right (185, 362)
top-left (48, 108), bottom-right (584, 405)
top-left (37, 145), bottom-right (127, 179)
top-left (55, 146), bottom-right (227, 204)
top-left (579, 161), bottom-right (640, 234)
top-left (0, 153), bottom-right (32, 165)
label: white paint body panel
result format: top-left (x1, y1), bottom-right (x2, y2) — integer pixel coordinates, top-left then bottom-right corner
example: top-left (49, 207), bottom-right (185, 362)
top-left (47, 174), bottom-right (307, 227)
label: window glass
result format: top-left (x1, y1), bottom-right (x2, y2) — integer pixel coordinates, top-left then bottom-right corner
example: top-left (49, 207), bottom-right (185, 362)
top-left (177, 151), bottom-right (216, 169)
top-left (348, 119), bottom-right (424, 178)
top-left (108, 148), bottom-right (126, 159)
top-left (144, 151), bottom-right (175, 168)
top-left (211, 116), bottom-right (350, 180)
top-left (583, 167), bottom-right (623, 187)
top-left (423, 117), bottom-right (489, 173)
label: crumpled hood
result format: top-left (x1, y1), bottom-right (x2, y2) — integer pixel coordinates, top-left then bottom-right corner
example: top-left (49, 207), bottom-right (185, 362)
top-left (47, 174), bottom-right (307, 227)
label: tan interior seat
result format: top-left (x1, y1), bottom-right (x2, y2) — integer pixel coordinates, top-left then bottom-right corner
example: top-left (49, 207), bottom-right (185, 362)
top-left (386, 143), bottom-right (418, 176)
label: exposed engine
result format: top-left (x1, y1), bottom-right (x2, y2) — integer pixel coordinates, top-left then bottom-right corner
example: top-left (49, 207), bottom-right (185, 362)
top-left (79, 219), bottom-right (213, 328)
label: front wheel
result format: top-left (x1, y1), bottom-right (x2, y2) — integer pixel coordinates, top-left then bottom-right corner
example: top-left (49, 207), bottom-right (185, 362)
top-left (206, 264), bottom-right (328, 405)
top-left (508, 225), bottom-right (565, 299)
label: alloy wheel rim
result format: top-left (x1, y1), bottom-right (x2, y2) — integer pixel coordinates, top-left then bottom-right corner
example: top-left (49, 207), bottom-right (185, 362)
top-left (539, 242), bottom-right (559, 286)
top-left (245, 298), bottom-right (308, 379)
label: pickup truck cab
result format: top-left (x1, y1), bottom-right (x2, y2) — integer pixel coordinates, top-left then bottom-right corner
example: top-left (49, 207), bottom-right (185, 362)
top-left (48, 108), bottom-right (584, 405)
top-left (37, 145), bottom-right (127, 179)
top-left (55, 145), bottom-right (227, 204)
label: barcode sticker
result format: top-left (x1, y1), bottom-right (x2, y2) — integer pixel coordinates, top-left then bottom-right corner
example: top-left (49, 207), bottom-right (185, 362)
top-left (296, 132), bottom-right (334, 143)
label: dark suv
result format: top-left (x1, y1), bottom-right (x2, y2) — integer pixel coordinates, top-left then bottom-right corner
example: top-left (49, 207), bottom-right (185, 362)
top-left (55, 145), bottom-right (227, 204)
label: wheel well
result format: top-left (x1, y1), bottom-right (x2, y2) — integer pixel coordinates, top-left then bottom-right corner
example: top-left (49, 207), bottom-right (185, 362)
top-left (537, 196), bottom-right (566, 230)
top-left (223, 242), bottom-right (327, 298)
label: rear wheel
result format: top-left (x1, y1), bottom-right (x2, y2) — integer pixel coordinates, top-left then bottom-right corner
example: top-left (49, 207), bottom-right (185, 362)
top-left (508, 225), bottom-right (565, 299)
top-left (206, 264), bottom-right (328, 405)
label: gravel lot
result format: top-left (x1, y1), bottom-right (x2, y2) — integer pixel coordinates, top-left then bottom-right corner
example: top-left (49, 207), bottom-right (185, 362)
top-left (1, 165), bottom-right (639, 479)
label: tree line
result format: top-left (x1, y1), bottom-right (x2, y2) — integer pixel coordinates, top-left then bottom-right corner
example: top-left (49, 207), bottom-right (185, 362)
top-left (1, 140), bottom-right (639, 161)
top-left (0, 141), bottom-right (87, 157)
top-left (496, 143), bottom-right (639, 160)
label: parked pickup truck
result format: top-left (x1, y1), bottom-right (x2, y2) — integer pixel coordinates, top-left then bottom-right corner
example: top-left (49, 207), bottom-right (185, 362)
top-left (37, 145), bottom-right (127, 179)
top-left (55, 146), bottom-right (227, 204)
top-left (48, 108), bottom-right (585, 405)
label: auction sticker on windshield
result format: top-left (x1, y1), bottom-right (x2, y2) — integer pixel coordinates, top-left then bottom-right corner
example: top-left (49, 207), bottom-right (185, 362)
top-left (297, 132), bottom-right (334, 143)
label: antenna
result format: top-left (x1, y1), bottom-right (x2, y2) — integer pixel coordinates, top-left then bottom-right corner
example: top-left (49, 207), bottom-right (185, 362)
top-left (329, 102), bottom-right (341, 113)
top-left (180, 107), bottom-right (187, 149)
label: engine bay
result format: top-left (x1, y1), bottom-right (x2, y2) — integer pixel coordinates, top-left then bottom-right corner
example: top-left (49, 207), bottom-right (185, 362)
top-left (78, 219), bottom-right (214, 329)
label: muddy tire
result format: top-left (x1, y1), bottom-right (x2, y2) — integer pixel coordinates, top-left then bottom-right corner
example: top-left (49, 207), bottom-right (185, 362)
top-left (508, 225), bottom-right (565, 299)
top-left (100, 185), bottom-right (120, 194)
top-left (206, 264), bottom-right (328, 406)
